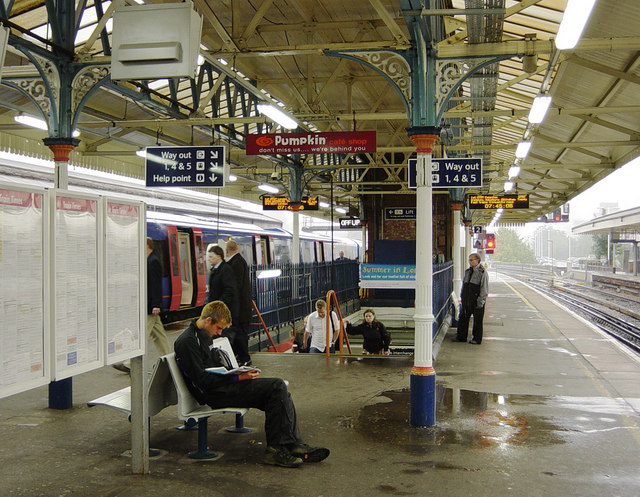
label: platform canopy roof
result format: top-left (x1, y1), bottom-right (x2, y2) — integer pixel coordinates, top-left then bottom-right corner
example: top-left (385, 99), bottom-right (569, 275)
top-left (0, 0), bottom-right (639, 224)
top-left (572, 206), bottom-right (640, 239)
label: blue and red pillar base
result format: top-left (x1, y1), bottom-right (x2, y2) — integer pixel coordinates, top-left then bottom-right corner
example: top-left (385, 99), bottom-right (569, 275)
top-left (410, 366), bottom-right (436, 426)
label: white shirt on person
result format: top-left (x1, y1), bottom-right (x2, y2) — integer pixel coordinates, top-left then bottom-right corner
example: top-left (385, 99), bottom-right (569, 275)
top-left (305, 310), bottom-right (339, 352)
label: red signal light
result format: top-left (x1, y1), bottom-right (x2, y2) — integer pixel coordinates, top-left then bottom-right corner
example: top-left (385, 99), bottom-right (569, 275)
top-left (485, 234), bottom-right (495, 254)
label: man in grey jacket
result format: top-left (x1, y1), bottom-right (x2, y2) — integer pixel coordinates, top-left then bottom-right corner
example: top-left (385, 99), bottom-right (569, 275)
top-left (452, 253), bottom-right (489, 345)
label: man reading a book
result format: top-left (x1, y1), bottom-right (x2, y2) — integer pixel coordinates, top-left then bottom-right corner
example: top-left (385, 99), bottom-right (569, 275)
top-left (174, 300), bottom-right (330, 468)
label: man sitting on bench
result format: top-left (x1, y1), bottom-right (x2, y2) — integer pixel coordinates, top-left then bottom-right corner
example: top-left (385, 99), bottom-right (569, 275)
top-left (174, 300), bottom-right (330, 468)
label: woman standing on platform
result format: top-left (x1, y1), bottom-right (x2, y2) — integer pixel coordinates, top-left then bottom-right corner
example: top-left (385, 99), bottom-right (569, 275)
top-left (345, 309), bottom-right (391, 355)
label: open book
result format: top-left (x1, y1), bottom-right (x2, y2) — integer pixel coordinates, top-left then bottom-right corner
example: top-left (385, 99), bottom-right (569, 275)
top-left (205, 366), bottom-right (260, 375)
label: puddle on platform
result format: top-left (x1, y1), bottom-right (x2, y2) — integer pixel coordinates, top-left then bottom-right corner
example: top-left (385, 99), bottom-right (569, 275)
top-left (346, 386), bottom-right (567, 452)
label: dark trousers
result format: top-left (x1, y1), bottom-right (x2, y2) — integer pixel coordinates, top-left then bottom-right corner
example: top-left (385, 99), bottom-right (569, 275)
top-left (205, 377), bottom-right (301, 447)
top-left (456, 304), bottom-right (485, 343)
top-left (222, 323), bottom-right (251, 363)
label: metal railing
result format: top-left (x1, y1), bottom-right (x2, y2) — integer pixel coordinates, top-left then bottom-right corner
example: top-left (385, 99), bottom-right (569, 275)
top-left (249, 261), bottom-right (361, 347)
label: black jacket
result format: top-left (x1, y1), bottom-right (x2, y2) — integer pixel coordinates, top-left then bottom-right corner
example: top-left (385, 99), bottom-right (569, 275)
top-left (173, 320), bottom-right (234, 403)
top-left (206, 261), bottom-right (239, 321)
top-left (227, 252), bottom-right (252, 325)
top-left (346, 320), bottom-right (391, 354)
top-left (147, 252), bottom-right (163, 314)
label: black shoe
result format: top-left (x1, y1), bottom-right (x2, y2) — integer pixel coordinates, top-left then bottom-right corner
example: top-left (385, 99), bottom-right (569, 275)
top-left (469, 340), bottom-right (481, 345)
top-left (264, 446), bottom-right (303, 468)
top-left (288, 443), bottom-right (330, 463)
top-left (112, 363), bottom-right (130, 374)
top-left (451, 337), bottom-right (466, 342)
top-left (239, 359), bottom-right (252, 367)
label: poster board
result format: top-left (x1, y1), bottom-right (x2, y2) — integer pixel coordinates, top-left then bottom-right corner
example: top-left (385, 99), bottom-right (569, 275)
top-left (51, 190), bottom-right (102, 380)
top-left (0, 185), bottom-right (49, 399)
top-left (104, 199), bottom-right (145, 363)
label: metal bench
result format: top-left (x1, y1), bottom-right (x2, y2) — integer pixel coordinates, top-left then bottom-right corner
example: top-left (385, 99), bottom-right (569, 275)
top-left (88, 338), bottom-right (251, 460)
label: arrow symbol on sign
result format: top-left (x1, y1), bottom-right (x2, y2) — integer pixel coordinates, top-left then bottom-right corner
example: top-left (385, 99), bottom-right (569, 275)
top-left (210, 151), bottom-right (219, 159)
top-left (209, 174), bottom-right (218, 183)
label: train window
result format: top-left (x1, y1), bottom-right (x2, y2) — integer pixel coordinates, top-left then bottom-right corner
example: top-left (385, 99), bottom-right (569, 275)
top-left (239, 243), bottom-right (253, 265)
top-left (300, 240), bottom-right (314, 263)
top-left (169, 233), bottom-right (180, 277)
top-left (194, 234), bottom-right (205, 275)
top-left (272, 238), bottom-right (290, 264)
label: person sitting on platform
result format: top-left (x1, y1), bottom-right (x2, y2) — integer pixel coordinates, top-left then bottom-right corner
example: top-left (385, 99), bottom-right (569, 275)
top-left (345, 309), bottom-right (391, 355)
top-left (174, 300), bottom-right (330, 468)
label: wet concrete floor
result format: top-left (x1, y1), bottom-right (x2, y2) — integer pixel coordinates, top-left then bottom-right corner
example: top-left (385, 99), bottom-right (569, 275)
top-left (2, 277), bottom-right (640, 496)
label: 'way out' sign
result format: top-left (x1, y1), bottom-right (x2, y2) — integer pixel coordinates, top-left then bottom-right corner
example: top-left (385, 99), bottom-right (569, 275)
top-left (145, 146), bottom-right (225, 187)
top-left (408, 158), bottom-right (482, 188)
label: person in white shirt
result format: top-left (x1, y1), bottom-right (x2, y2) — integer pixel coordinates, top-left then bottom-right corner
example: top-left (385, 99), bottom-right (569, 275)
top-left (304, 299), bottom-right (340, 353)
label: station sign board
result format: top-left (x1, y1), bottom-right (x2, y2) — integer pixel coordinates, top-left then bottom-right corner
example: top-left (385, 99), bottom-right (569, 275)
top-left (246, 131), bottom-right (376, 155)
top-left (408, 158), bottom-right (482, 188)
top-left (339, 217), bottom-right (362, 229)
top-left (384, 207), bottom-right (416, 220)
top-left (262, 196), bottom-right (319, 211)
top-left (145, 146), bottom-right (225, 187)
top-left (468, 194), bottom-right (529, 209)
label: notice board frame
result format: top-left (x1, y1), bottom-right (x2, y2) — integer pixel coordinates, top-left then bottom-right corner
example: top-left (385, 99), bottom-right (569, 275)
top-left (0, 183), bottom-right (49, 399)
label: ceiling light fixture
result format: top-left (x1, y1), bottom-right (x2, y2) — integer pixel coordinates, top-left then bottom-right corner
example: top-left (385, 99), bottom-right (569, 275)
top-left (258, 183), bottom-right (279, 194)
top-left (515, 141), bottom-right (532, 159)
top-left (335, 206), bottom-right (347, 214)
top-left (508, 164), bottom-right (521, 179)
top-left (14, 113), bottom-right (48, 131)
top-left (555, 0), bottom-right (597, 50)
top-left (319, 201), bottom-right (330, 208)
top-left (528, 95), bottom-right (553, 124)
top-left (135, 149), bottom-right (147, 158)
top-left (504, 181), bottom-right (514, 192)
top-left (228, 174), bottom-right (237, 182)
top-left (257, 104), bottom-right (297, 130)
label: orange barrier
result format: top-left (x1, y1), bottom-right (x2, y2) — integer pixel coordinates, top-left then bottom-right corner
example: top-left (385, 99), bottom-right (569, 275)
top-left (250, 300), bottom-right (278, 351)
top-left (324, 290), bottom-right (352, 357)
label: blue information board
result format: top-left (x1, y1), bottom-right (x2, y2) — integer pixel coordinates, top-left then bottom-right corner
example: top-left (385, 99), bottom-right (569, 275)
top-left (145, 146), bottom-right (225, 187)
top-left (408, 158), bottom-right (482, 188)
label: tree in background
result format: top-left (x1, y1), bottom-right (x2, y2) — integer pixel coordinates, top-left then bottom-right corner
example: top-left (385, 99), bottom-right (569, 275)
top-left (592, 233), bottom-right (608, 260)
top-left (493, 229), bottom-right (537, 263)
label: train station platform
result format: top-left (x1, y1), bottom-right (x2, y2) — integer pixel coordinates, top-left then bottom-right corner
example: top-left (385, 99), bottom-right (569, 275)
top-left (2, 274), bottom-right (640, 497)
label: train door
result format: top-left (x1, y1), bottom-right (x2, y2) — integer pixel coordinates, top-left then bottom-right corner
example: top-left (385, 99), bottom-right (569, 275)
top-left (314, 241), bottom-right (324, 262)
top-left (177, 232), bottom-right (194, 306)
top-left (191, 229), bottom-right (207, 306)
top-left (165, 225), bottom-right (182, 311)
top-left (254, 235), bottom-right (269, 265)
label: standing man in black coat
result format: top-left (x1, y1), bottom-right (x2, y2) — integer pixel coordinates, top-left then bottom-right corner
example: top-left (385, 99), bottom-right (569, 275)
top-left (225, 240), bottom-right (252, 365)
top-left (205, 245), bottom-right (238, 321)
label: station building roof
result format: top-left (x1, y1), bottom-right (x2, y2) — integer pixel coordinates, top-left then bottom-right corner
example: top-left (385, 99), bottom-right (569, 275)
top-left (0, 0), bottom-right (639, 225)
top-left (572, 206), bottom-right (640, 239)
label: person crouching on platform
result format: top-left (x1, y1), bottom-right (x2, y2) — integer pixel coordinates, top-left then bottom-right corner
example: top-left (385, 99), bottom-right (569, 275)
top-left (345, 309), bottom-right (391, 355)
top-left (453, 253), bottom-right (489, 345)
top-left (174, 300), bottom-right (330, 468)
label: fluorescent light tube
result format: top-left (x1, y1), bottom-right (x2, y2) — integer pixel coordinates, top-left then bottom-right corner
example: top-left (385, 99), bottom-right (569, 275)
top-left (508, 164), bottom-right (521, 179)
top-left (136, 149), bottom-right (147, 158)
top-left (555, 0), bottom-right (597, 50)
top-left (228, 174), bottom-right (237, 182)
top-left (258, 183), bottom-right (279, 194)
top-left (14, 114), bottom-right (48, 131)
top-left (257, 104), bottom-right (297, 130)
top-left (319, 201), bottom-right (330, 208)
top-left (504, 181), bottom-right (514, 192)
top-left (528, 95), bottom-right (553, 124)
top-left (257, 269), bottom-right (282, 279)
top-left (335, 207), bottom-right (347, 214)
top-left (515, 141), bottom-right (532, 159)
